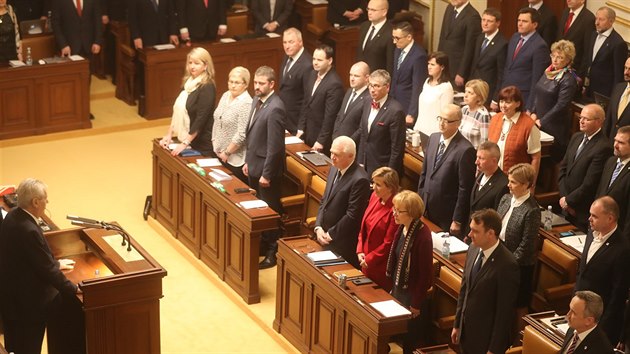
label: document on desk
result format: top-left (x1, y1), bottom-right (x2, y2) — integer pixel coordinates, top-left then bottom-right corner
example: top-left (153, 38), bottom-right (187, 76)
top-left (369, 300), bottom-right (411, 317)
top-left (69, 55), bottom-right (85, 61)
top-left (306, 250), bottom-right (339, 262)
top-left (431, 232), bottom-right (469, 254)
top-left (239, 200), bottom-right (269, 209)
top-left (285, 136), bottom-right (303, 144)
top-left (560, 234), bottom-right (586, 253)
top-left (209, 169), bottom-right (232, 182)
top-left (154, 44), bottom-right (176, 50)
top-left (196, 158), bottom-right (222, 167)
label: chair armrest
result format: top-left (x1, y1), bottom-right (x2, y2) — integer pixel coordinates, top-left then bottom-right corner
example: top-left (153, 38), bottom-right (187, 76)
top-left (506, 346), bottom-right (523, 354)
top-left (280, 194), bottom-right (305, 207)
top-left (544, 283), bottom-right (575, 301)
top-left (305, 217), bottom-right (316, 228)
top-left (435, 315), bottom-right (455, 329)
top-left (306, 23), bottom-right (326, 37)
top-left (120, 44), bottom-right (136, 59)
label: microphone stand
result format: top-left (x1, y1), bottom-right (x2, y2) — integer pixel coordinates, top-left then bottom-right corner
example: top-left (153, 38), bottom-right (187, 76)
top-left (67, 215), bottom-right (132, 252)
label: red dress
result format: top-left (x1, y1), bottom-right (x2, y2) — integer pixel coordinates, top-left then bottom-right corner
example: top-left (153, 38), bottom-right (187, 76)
top-left (356, 192), bottom-right (397, 291)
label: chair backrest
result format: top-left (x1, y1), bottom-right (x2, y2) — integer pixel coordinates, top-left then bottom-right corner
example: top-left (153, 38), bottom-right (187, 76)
top-left (535, 239), bottom-right (578, 293)
top-left (312, 6), bottom-right (330, 30)
top-left (302, 175), bottom-right (326, 228)
top-left (226, 12), bottom-right (248, 37)
top-left (284, 156), bottom-right (312, 196)
top-left (432, 266), bottom-right (461, 323)
top-left (401, 153), bottom-right (422, 190)
top-left (521, 325), bottom-right (560, 354)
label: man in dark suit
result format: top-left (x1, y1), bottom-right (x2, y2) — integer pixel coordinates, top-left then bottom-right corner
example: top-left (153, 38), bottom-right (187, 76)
top-left (496, 7), bottom-right (550, 111)
top-left (250, 0), bottom-right (293, 35)
top-left (332, 61), bottom-right (370, 140)
top-left (0, 179), bottom-right (79, 354)
top-left (605, 58), bottom-right (630, 140)
top-left (469, 7), bottom-right (507, 106)
top-left (390, 21), bottom-right (427, 121)
top-left (51, 0), bottom-right (102, 59)
top-left (451, 209), bottom-right (519, 354)
top-left (575, 197), bottom-right (630, 344)
top-left (278, 28), bottom-right (313, 135)
top-left (559, 104), bottom-right (613, 232)
top-left (528, 0), bottom-right (556, 47)
top-left (243, 66), bottom-right (286, 269)
top-left (417, 104), bottom-right (476, 237)
top-left (297, 44), bottom-right (344, 153)
top-left (327, 0), bottom-right (366, 27)
top-left (470, 141), bottom-right (508, 215)
top-left (354, 69), bottom-right (405, 177)
top-left (580, 6), bottom-right (627, 100)
top-left (556, 0), bottom-right (595, 73)
top-left (437, 0), bottom-right (481, 89)
top-left (128, 0), bottom-right (179, 49)
top-left (356, 0), bottom-right (394, 73)
top-left (560, 291), bottom-right (615, 354)
top-left (315, 136), bottom-right (371, 269)
top-left (176, 0), bottom-right (227, 42)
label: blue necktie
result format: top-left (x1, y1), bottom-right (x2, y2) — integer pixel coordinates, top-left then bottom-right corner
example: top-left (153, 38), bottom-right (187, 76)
top-left (574, 135), bottom-right (589, 161)
top-left (609, 160), bottom-right (624, 187)
top-left (435, 141), bottom-right (445, 167)
top-left (469, 251), bottom-right (484, 283)
top-left (481, 37), bottom-right (489, 52)
top-left (396, 50), bottom-right (405, 70)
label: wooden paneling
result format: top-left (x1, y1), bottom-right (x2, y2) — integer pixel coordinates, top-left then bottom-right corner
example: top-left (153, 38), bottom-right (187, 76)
top-left (154, 159), bottom-right (177, 235)
top-left (177, 176), bottom-right (200, 256)
top-left (200, 195), bottom-right (222, 275)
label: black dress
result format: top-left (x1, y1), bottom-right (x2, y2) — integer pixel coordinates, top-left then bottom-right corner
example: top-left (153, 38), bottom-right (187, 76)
top-left (0, 12), bottom-right (18, 62)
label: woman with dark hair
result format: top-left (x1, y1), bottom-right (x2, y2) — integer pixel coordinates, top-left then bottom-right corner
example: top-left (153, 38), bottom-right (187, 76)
top-left (412, 51), bottom-right (454, 134)
top-left (0, 0), bottom-right (21, 62)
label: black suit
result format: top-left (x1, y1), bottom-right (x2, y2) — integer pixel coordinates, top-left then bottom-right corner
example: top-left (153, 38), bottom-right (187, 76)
top-left (581, 29), bottom-right (627, 99)
top-left (356, 20), bottom-right (394, 73)
top-left (332, 87), bottom-right (369, 140)
top-left (176, 0), bottom-right (226, 41)
top-left (250, 0), bottom-right (293, 35)
top-left (278, 50), bottom-right (313, 134)
top-left (391, 42), bottom-right (427, 117)
top-left (128, 0), bottom-right (177, 46)
top-left (315, 162), bottom-right (371, 268)
top-left (326, 0), bottom-right (365, 26)
top-left (51, 0), bottom-right (103, 57)
top-left (605, 82), bottom-right (630, 140)
top-left (437, 3), bottom-right (481, 83)
top-left (535, 2), bottom-right (557, 47)
top-left (559, 327), bottom-right (614, 354)
top-left (557, 7), bottom-right (595, 73)
top-left (469, 31), bottom-right (507, 104)
top-left (559, 130), bottom-right (612, 231)
top-left (596, 156), bottom-right (630, 236)
top-left (454, 242), bottom-right (519, 354)
top-left (417, 131), bottom-right (476, 232)
top-left (469, 169), bottom-right (508, 214)
top-left (576, 228), bottom-right (630, 344)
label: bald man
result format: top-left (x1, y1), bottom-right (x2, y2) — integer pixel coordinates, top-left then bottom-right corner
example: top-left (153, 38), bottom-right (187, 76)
top-left (356, 0), bottom-right (394, 73)
top-left (333, 61), bottom-right (371, 139)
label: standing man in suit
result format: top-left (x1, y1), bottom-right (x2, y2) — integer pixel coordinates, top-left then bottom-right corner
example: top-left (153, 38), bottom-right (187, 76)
top-left (559, 104), bottom-right (612, 232)
top-left (356, 0), bottom-right (394, 74)
top-left (278, 28), bottom-right (312, 135)
top-left (315, 136), bottom-right (371, 269)
top-left (326, 0), bottom-right (365, 27)
top-left (581, 6), bottom-right (627, 100)
top-left (556, 0), bottom-right (595, 74)
top-left (496, 7), bottom-right (550, 111)
top-left (297, 44), bottom-right (344, 153)
top-left (355, 69), bottom-right (405, 176)
top-left (451, 209), bottom-right (519, 354)
top-left (128, 0), bottom-right (179, 49)
top-left (333, 61), bottom-right (370, 140)
top-left (390, 21), bottom-right (427, 122)
top-left (176, 0), bottom-right (227, 42)
top-left (605, 57), bottom-right (630, 139)
top-left (576, 196), bottom-right (630, 344)
top-left (528, 0), bottom-right (556, 47)
top-left (51, 0), bottom-right (102, 60)
top-left (243, 66), bottom-right (286, 269)
top-left (250, 0), bottom-right (293, 35)
top-left (417, 104), bottom-right (476, 237)
top-left (560, 291), bottom-right (615, 354)
top-left (437, 0), bottom-right (481, 89)
top-left (469, 7), bottom-right (507, 106)
top-left (0, 179), bottom-right (79, 354)
top-left (470, 141), bottom-right (508, 215)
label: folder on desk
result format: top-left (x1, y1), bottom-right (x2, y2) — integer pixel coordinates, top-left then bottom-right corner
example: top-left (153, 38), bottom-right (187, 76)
top-left (306, 250), bottom-right (344, 265)
top-left (332, 268), bottom-right (363, 280)
top-left (301, 151), bottom-right (331, 166)
top-left (369, 300), bottom-right (411, 317)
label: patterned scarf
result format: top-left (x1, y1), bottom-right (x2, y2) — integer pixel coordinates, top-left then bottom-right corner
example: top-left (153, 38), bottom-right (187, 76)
top-left (386, 218), bottom-right (424, 290)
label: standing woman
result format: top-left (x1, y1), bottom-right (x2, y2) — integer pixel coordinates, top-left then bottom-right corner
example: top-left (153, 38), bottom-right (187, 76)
top-left (356, 167), bottom-right (400, 292)
top-left (459, 79), bottom-right (490, 149)
top-left (0, 0), bottom-right (21, 62)
top-left (212, 66), bottom-right (252, 183)
top-left (159, 47), bottom-right (216, 156)
top-left (412, 51), bottom-right (454, 135)
top-left (386, 190), bottom-right (433, 353)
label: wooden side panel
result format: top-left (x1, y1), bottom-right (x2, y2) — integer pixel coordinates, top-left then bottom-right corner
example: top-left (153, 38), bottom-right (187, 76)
top-left (345, 317), bottom-right (371, 354)
top-left (200, 195), bottom-right (223, 276)
top-left (177, 177), bottom-right (199, 256)
top-left (0, 80), bottom-right (35, 133)
top-left (311, 288), bottom-right (337, 354)
top-left (154, 159), bottom-right (177, 234)
top-left (114, 301), bottom-right (161, 354)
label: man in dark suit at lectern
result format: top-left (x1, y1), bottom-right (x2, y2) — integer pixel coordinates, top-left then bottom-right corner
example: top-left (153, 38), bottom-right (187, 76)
top-left (560, 291), bottom-right (615, 354)
top-left (356, 0), bottom-right (394, 73)
top-left (51, 0), bottom-right (102, 60)
top-left (176, 0), bottom-right (227, 42)
top-left (556, 0), bottom-right (594, 74)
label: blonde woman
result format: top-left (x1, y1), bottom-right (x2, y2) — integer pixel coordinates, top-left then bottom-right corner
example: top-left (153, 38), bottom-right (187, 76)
top-left (459, 79), bottom-right (490, 149)
top-left (159, 47), bottom-right (216, 156)
top-left (0, 0), bottom-right (22, 62)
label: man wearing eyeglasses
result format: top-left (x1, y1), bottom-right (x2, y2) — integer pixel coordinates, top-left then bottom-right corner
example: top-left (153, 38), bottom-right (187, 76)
top-left (417, 104), bottom-right (476, 237)
top-left (558, 104), bottom-right (612, 232)
top-left (356, 0), bottom-right (394, 73)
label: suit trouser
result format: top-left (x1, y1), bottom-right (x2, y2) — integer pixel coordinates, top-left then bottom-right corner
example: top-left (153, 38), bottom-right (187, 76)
top-left (3, 318), bottom-right (46, 354)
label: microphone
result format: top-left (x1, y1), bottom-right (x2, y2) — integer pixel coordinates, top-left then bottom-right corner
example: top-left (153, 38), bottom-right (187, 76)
top-left (67, 215), bottom-right (132, 252)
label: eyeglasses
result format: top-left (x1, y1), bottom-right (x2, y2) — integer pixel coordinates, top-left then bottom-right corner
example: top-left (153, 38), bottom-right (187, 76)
top-left (392, 209), bottom-right (408, 216)
top-left (436, 116), bottom-right (461, 124)
top-left (579, 116), bottom-right (600, 122)
top-left (392, 35), bottom-right (409, 42)
top-left (550, 54), bottom-right (567, 61)
top-left (228, 80), bottom-right (246, 86)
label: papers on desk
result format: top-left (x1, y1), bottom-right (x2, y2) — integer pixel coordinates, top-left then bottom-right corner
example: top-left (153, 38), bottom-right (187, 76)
top-left (266, 33), bottom-right (281, 38)
top-left (238, 199), bottom-right (268, 209)
top-left (196, 158), bottom-right (222, 167)
top-left (540, 130), bottom-right (554, 142)
top-left (431, 232), bottom-right (469, 254)
top-left (285, 136), bottom-right (303, 144)
top-left (208, 168), bottom-right (232, 182)
top-left (154, 44), bottom-right (176, 50)
top-left (560, 233), bottom-right (586, 253)
top-left (306, 0), bottom-right (327, 4)
top-left (9, 60), bottom-right (25, 67)
top-left (306, 250), bottom-right (344, 265)
top-left (69, 55), bottom-right (84, 61)
top-left (369, 300), bottom-right (411, 317)
top-left (219, 38), bottom-right (237, 43)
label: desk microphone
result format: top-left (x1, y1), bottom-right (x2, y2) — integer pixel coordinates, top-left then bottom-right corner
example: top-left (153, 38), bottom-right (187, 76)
top-left (67, 215), bottom-right (132, 251)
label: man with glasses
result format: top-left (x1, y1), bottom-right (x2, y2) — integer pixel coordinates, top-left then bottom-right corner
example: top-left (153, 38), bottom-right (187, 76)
top-left (356, 0), bottom-right (394, 73)
top-left (559, 104), bottom-right (612, 231)
top-left (417, 104), bottom-right (476, 237)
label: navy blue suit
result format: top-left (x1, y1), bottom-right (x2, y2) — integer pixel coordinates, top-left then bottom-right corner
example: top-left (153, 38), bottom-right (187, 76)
top-left (128, 0), bottom-right (178, 46)
top-left (581, 29), bottom-right (627, 99)
top-left (391, 42), bottom-right (427, 118)
top-left (470, 32), bottom-right (507, 104)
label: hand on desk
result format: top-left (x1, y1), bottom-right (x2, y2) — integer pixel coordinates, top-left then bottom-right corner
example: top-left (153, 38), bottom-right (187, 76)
top-left (170, 143), bottom-right (187, 156)
top-left (61, 46), bottom-right (71, 57)
top-left (357, 253), bottom-right (367, 268)
top-left (410, 306), bottom-right (420, 318)
top-left (159, 137), bottom-right (172, 148)
top-left (259, 176), bottom-right (270, 188)
top-left (58, 258), bottom-right (76, 271)
top-left (312, 142), bottom-right (324, 152)
top-left (316, 228), bottom-right (331, 245)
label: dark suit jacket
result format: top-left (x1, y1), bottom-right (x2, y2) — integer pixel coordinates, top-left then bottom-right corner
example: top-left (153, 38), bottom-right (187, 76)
top-left (332, 87), bottom-right (370, 140)
top-left (596, 156), bottom-right (630, 236)
top-left (496, 194), bottom-right (540, 266)
top-left (576, 228), bottom-right (630, 343)
top-left (316, 162), bottom-right (371, 268)
top-left (250, 0), bottom-right (293, 35)
top-left (355, 95), bottom-right (406, 176)
top-left (605, 82), bottom-right (630, 139)
top-left (581, 29), bottom-right (627, 98)
top-left (245, 92), bottom-right (286, 180)
top-left (454, 242), bottom-right (519, 354)
top-left (536, 2), bottom-right (557, 47)
top-left (176, 0), bottom-right (226, 41)
top-left (186, 83), bottom-right (215, 155)
top-left (470, 31), bottom-right (507, 104)
top-left (469, 169), bottom-right (508, 214)
top-left (559, 327), bottom-right (614, 354)
top-left (298, 69), bottom-right (344, 150)
top-left (391, 42), bottom-right (427, 117)
top-left (128, 0), bottom-right (177, 46)
top-left (559, 130), bottom-right (612, 229)
top-left (501, 31), bottom-right (550, 111)
top-left (0, 208), bottom-right (77, 323)
top-left (437, 3), bottom-right (481, 82)
top-left (326, 0), bottom-right (366, 26)
top-left (356, 20), bottom-right (394, 73)
top-left (278, 50), bottom-right (313, 134)
top-left (52, 0), bottom-right (103, 56)
top-left (557, 7), bottom-right (595, 73)
top-left (417, 131), bottom-right (476, 231)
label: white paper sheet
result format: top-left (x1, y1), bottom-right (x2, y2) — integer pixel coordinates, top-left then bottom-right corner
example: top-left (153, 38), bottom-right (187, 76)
top-left (285, 136), bottom-right (304, 144)
top-left (369, 300), bottom-right (411, 317)
top-left (431, 232), bottom-right (469, 254)
top-left (306, 250), bottom-right (339, 262)
top-left (209, 169), bottom-right (232, 181)
top-left (560, 234), bottom-right (586, 253)
top-left (154, 44), bottom-right (176, 50)
top-left (69, 55), bottom-right (85, 61)
top-left (238, 200), bottom-right (269, 209)
top-left (196, 158), bottom-right (222, 167)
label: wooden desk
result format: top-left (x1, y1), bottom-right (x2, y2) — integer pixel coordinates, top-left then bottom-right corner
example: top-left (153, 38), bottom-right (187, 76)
top-left (0, 60), bottom-right (91, 140)
top-left (285, 140), bottom-right (331, 180)
top-left (137, 37), bottom-right (283, 119)
top-left (151, 140), bottom-right (280, 303)
top-left (294, 0), bottom-right (327, 34)
top-left (21, 33), bottom-right (57, 61)
top-left (523, 312), bottom-right (566, 347)
top-left (274, 236), bottom-right (411, 354)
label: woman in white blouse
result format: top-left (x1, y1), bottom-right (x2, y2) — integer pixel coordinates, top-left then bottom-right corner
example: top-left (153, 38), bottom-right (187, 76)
top-left (212, 66), bottom-right (252, 183)
top-left (412, 51), bottom-right (454, 135)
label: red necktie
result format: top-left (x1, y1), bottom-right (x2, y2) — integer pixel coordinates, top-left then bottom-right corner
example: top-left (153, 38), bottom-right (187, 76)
top-left (563, 12), bottom-right (574, 35)
top-left (204, 0), bottom-right (208, 8)
top-left (371, 101), bottom-right (380, 109)
top-left (512, 37), bottom-right (524, 60)
top-left (76, 0), bottom-right (82, 16)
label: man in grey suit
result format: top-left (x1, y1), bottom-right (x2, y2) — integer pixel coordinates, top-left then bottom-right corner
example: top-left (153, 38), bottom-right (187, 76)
top-left (333, 61), bottom-right (370, 140)
top-left (604, 57), bottom-right (630, 140)
top-left (243, 66), bottom-right (286, 269)
top-left (451, 209), bottom-right (519, 354)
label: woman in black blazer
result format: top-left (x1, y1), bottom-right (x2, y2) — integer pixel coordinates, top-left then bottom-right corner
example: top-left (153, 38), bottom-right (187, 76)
top-left (159, 47), bottom-right (216, 156)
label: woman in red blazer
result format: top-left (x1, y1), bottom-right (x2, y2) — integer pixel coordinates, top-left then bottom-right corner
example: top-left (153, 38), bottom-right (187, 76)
top-left (356, 167), bottom-right (399, 292)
